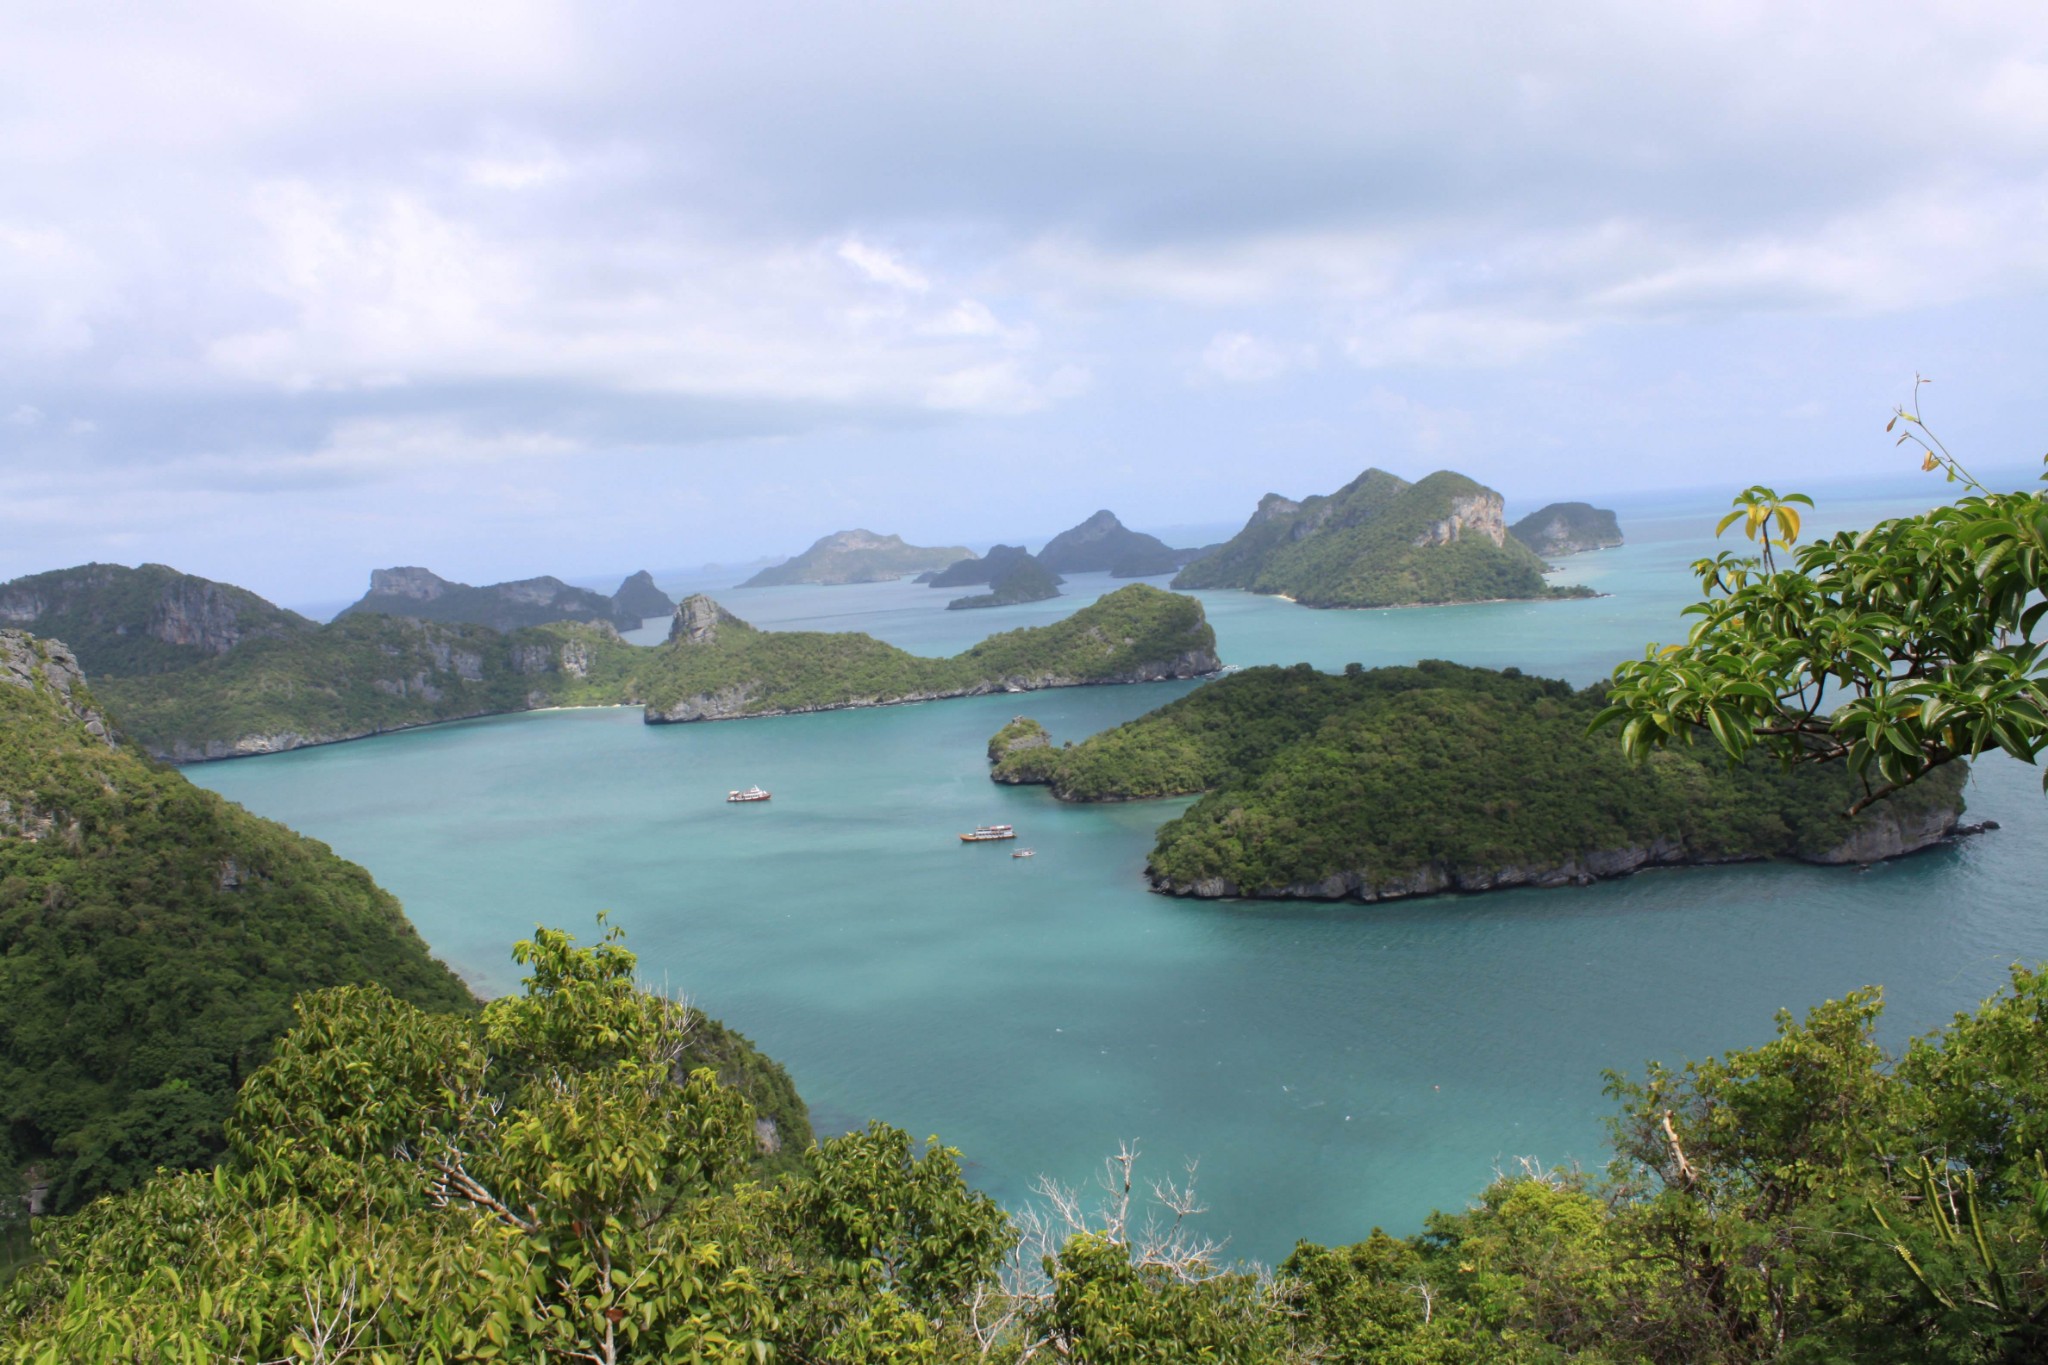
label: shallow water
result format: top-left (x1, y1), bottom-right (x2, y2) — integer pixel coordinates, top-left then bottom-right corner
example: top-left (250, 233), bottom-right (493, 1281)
top-left (189, 488), bottom-right (2048, 1262)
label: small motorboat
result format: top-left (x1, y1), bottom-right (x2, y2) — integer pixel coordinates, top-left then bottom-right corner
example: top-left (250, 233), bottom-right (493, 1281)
top-left (727, 786), bottom-right (772, 803)
top-left (1011, 848), bottom-right (1035, 859)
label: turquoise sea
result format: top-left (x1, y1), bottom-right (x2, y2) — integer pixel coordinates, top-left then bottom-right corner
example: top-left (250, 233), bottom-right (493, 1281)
top-left (188, 491), bottom-right (2048, 1263)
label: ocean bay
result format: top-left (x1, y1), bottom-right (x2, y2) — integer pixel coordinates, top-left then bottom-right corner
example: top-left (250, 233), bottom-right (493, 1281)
top-left (187, 489), bottom-right (2048, 1262)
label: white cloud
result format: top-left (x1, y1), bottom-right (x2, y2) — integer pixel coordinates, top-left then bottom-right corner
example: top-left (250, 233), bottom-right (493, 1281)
top-left (837, 240), bottom-right (931, 293)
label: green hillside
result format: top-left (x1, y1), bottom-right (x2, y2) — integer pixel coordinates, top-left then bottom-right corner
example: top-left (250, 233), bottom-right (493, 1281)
top-left (96, 615), bottom-right (636, 761)
top-left (0, 630), bottom-right (475, 1213)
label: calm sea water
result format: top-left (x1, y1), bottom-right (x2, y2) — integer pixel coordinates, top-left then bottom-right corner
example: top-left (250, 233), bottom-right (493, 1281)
top-left (189, 491), bottom-right (2048, 1262)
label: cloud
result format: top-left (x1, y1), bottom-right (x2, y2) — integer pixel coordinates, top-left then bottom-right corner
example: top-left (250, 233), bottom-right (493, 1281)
top-left (837, 239), bottom-right (931, 293)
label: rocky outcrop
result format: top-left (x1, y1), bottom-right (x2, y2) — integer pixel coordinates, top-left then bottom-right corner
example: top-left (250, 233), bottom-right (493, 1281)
top-left (364, 566), bottom-right (450, 603)
top-left (611, 570), bottom-right (675, 621)
top-left (669, 595), bottom-right (745, 644)
top-left (0, 630), bottom-right (112, 745)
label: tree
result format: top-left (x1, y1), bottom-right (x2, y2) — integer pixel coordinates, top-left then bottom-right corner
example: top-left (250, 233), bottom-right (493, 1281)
top-left (1596, 395), bottom-right (2048, 814)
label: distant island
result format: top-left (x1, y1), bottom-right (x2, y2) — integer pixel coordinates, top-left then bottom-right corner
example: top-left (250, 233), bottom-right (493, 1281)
top-left (927, 544), bottom-right (1065, 609)
top-left (1170, 468), bottom-right (1596, 608)
top-left (92, 580), bottom-right (1218, 756)
top-left (1037, 510), bottom-right (1202, 578)
top-left (638, 584), bottom-right (1216, 720)
top-left (1508, 502), bottom-right (1624, 557)
top-left (738, 529), bottom-right (976, 587)
top-left (990, 661), bottom-right (1975, 903)
top-left (611, 569), bottom-right (679, 620)
top-left (339, 565), bottom-right (656, 633)
top-left (0, 562), bottom-right (316, 676)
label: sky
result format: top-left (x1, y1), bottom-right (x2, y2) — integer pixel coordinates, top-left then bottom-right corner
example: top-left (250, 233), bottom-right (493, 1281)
top-left (4, 1), bottom-right (2047, 606)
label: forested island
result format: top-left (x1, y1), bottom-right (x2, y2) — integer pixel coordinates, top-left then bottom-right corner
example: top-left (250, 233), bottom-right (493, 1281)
top-left (992, 661), bottom-right (1975, 901)
top-left (1508, 500), bottom-right (1624, 556)
top-left (339, 565), bottom-right (663, 633)
top-left (638, 584), bottom-right (1216, 719)
top-left (1037, 509), bottom-right (1201, 577)
top-left (90, 583), bottom-right (1218, 756)
top-left (1171, 468), bottom-right (1597, 607)
top-left (738, 529), bottom-right (975, 586)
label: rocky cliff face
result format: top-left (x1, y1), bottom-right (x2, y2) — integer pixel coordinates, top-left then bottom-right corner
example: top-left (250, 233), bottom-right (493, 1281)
top-left (669, 594), bottom-right (745, 644)
top-left (0, 563), bottom-right (314, 675)
top-left (365, 566), bottom-right (451, 602)
top-left (0, 630), bottom-right (112, 745)
top-left (1411, 492), bottom-right (1506, 549)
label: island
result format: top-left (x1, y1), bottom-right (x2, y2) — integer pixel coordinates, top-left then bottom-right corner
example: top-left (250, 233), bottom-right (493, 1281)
top-left (1508, 502), bottom-right (1624, 556)
top-left (1170, 468), bottom-right (1596, 608)
top-left (925, 543), bottom-right (1036, 588)
top-left (91, 583), bottom-right (1219, 756)
top-left (944, 551), bottom-right (1063, 609)
top-left (339, 566), bottom-right (647, 632)
top-left (610, 568), bottom-right (678, 620)
top-left (0, 562), bottom-right (316, 677)
top-left (1036, 510), bottom-right (1199, 578)
top-left (990, 660), bottom-right (1977, 903)
top-left (637, 583), bottom-right (1217, 720)
top-left (738, 529), bottom-right (976, 586)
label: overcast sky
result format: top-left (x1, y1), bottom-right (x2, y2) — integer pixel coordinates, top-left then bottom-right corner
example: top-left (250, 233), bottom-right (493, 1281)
top-left (4, 1), bottom-right (2047, 603)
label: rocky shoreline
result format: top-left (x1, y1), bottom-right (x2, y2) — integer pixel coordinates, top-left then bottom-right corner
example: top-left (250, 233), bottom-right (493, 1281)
top-left (1146, 813), bottom-right (2000, 903)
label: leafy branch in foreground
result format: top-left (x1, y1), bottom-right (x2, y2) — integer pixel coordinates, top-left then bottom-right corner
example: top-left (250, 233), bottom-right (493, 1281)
top-left (1596, 403), bottom-right (2048, 814)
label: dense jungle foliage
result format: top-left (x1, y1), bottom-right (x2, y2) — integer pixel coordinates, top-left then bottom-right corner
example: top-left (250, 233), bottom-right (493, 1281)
top-left (996, 662), bottom-right (1967, 897)
top-left (1172, 468), bottom-right (1589, 608)
top-left (0, 563), bottom-right (315, 678)
top-left (0, 634), bottom-right (475, 1214)
top-left (8, 917), bottom-right (2048, 1363)
top-left (0, 631), bottom-right (810, 1224)
top-left (635, 584), bottom-right (1216, 717)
